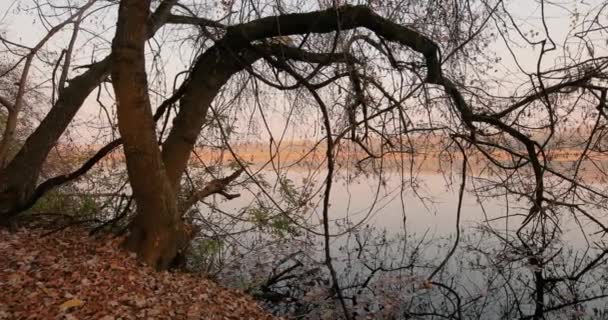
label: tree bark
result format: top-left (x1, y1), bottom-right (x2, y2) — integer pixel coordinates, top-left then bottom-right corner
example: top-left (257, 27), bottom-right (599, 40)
top-left (161, 44), bottom-right (258, 190)
top-left (111, 0), bottom-right (186, 270)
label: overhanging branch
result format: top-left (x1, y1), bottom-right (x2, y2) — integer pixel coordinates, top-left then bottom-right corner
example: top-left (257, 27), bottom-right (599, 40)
top-left (225, 5), bottom-right (441, 82)
top-left (166, 14), bottom-right (226, 28)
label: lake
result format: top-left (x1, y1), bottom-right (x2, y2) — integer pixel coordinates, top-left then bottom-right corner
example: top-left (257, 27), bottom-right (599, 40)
top-left (193, 169), bottom-right (608, 319)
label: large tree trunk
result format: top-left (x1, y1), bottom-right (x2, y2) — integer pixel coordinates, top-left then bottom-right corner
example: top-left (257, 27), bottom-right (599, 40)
top-left (111, 0), bottom-right (185, 270)
top-left (161, 45), bottom-right (259, 189)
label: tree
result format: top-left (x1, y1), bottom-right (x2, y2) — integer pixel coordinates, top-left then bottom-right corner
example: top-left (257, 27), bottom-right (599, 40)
top-left (4, 0), bottom-right (608, 318)
top-left (0, 0), bottom-right (170, 221)
top-left (110, 0), bottom-right (187, 269)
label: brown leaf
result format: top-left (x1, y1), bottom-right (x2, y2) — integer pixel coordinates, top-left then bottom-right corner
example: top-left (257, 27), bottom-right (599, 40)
top-left (59, 298), bottom-right (84, 311)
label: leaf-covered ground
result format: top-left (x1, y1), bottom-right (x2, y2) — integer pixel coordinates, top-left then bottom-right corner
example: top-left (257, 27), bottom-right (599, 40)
top-left (0, 226), bottom-right (276, 319)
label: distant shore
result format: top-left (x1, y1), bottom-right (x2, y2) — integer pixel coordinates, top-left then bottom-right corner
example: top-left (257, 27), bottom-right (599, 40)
top-left (45, 141), bottom-right (608, 184)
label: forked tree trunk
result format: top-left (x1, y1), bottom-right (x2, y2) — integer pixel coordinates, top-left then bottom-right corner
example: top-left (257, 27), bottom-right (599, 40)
top-left (111, 0), bottom-right (185, 270)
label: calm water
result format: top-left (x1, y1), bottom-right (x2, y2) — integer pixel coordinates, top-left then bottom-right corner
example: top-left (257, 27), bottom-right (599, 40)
top-left (210, 171), bottom-right (603, 247)
top-left (195, 171), bottom-right (608, 318)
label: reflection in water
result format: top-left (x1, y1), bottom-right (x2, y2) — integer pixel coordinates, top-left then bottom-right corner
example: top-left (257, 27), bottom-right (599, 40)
top-left (214, 172), bottom-right (596, 245)
top-left (192, 171), bottom-right (608, 319)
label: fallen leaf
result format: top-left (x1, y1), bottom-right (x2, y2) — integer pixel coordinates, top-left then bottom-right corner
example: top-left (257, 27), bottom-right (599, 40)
top-left (1, 227), bottom-right (275, 319)
top-left (59, 298), bottom-right (84, 311)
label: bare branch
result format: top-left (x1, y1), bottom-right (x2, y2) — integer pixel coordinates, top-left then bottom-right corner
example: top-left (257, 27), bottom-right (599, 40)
top-left (0, 95), bottom-right (13, 112)
top-left (166, 14), bottom-right (227, 28)
top-left (180, 167), bottom-right (245, 213)
top-left (148, 0), bottom-right (180, 35)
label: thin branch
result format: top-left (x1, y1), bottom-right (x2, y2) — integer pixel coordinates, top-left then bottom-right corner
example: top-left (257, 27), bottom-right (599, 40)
top-left (180, 167), bottom-right (245, 213)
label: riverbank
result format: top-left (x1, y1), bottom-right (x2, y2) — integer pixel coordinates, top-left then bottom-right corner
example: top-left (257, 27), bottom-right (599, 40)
top-left (0, 224), bottom-right (276, 320)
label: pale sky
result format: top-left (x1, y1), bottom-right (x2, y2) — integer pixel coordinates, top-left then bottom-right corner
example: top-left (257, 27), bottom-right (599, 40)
top-left (1, 0), bottom-right (607, 144)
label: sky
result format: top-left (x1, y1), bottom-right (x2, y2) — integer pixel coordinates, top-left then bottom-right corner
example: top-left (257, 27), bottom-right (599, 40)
top-left (1, 0), bottom-right (607, 144)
